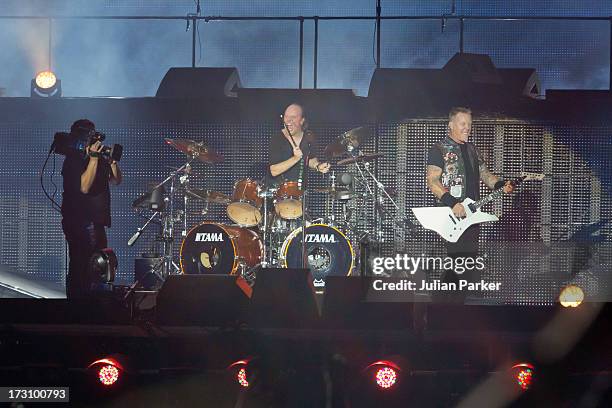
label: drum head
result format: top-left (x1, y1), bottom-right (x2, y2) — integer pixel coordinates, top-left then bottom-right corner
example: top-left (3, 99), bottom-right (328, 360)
top-left (282, 224), bottom-right (354, 288)
top-left (275, 200), bottom-right (302, 219)
top-left (227, 202), bottom-right (262, 226)
top-left (180, 223), bottom-right (238, 275)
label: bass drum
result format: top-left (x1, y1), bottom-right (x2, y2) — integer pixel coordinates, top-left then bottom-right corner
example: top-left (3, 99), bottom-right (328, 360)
top-left (180, 222), bottom-right (263, 276)
top-left (280, 224), bottom-right (354, 289)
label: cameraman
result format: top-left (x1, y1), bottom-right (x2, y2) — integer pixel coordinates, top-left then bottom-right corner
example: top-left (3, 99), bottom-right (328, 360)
top-left (61, 119), bottom-right (122, 299)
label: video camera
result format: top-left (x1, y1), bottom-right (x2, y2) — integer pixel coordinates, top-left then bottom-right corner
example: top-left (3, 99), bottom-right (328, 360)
top-left (52, 129), bottom-right (123, 162)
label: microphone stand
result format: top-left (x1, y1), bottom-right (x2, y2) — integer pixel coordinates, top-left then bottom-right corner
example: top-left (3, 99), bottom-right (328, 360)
top-left (301, 139), bottom-right (310, 270)
top-left (357, 160), bottom-right (415, 230)
top-left (127, 211), bottom-right (159, 247)
top-left (282, 122), bottom-right (309, 270)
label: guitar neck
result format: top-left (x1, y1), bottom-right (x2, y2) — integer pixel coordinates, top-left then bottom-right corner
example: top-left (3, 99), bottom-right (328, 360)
top-left (469, 173), bottom-right (543, 212)
top-left (473, 188), bottom-right (504, 210)
top-left (473, 176), bottom-right (526, 210)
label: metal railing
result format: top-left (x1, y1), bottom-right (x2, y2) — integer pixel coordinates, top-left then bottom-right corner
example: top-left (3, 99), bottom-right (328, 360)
top-left (1, 14), bottom-right (611, 90)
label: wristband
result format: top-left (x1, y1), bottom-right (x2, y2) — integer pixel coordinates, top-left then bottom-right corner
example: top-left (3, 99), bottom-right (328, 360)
top-left (441, 192), bottom-right (459, 208)
top-left (494, 180), bottom-right (506, 190)
top-left (89, 151), bottom-right (102, 158)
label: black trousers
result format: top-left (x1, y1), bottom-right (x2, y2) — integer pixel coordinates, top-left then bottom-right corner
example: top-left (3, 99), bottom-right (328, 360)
top-left (441, 225), bottom-right (481, 288)
top-left (62, 220), bottom-right (108, 299)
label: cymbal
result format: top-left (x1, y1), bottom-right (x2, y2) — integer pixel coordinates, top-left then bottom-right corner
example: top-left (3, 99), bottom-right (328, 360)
top-left (324, 126), bottom-right (371, 157)
top-left (186, 189), bottom-right (230, 204)
top-left (165, 138), bottom-right (223, 163)
top-left (337, 153), bottom-right (384, 165)
top-left (313, 187), bottom-right (356, 200)
top-left (314, 187), bottom-right (347, 193)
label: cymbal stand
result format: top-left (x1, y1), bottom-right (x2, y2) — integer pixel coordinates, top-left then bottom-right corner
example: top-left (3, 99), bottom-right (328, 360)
top-left (353, 159), bottom-right (415, 237)
top-left (345, 154), bottom-right (379, 240)
top-left (326, 171), bottom-right (336, 226)
top-left (180, 163), bottom-right (191, 237)
top-left (257, 185), bottom-right (273, 267)
top-left (152, 158), bottom-right (196, 277)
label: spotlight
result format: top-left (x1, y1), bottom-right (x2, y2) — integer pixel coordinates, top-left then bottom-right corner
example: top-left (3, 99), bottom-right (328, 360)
top-left (88, 356), bottom-right (126, 387)
top-left (559, 284), bottom-right (584, 307)
top-left (89, 248), bottom-right (118, 284)
top-left (31, 71), bottom-right (62, 98)
top-left (375, 366), bottom-right (397, 389)
top-left (98, 364), bottom-right (120, 386)
top-left (237, 367), bottom-right (249, 388)
top-left (511, 363), bottom-right (534, 391)
top-left (364, 360), bottom-right (401, 390)
top-left (228, 358), bottom-right (257, 389)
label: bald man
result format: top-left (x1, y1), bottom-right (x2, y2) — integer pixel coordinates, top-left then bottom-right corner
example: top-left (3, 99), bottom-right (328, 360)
top-left (269, 103), bottom-right (330, 183)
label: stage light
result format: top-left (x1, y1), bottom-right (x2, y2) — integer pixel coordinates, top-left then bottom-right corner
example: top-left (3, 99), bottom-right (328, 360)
top-left (228, 358), bottom-right (256, 389)
top-left (237, 367), bottom-right (249, 388)
top-left (88, 357), bottom-right (125, 387)
top-left (36, 71), bottom-right (56, 89)
top-left (364, 360), bottom-right (401, 390)
top-left (559, 284), bottom-right (584, 307)
top-left (375, 366), bottom-right (397, 389)
top-left (511, 363), bottom-right (534, 391)
top-left (88, 248), bottom-right (118, 284)
top-left (98, 364), bottom-right (120, 386)
top-left (31, 71), bottom-right (62, 97)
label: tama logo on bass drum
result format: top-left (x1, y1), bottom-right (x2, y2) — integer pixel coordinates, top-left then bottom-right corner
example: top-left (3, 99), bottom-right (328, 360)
top-left (194, 232), bottom-right (224, 242)
top-left (305, 234), bottom-right (337, 243)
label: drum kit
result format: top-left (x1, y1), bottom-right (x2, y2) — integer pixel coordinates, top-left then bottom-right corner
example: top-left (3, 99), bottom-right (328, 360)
top-left (128, 127), bottom-right (414, 290)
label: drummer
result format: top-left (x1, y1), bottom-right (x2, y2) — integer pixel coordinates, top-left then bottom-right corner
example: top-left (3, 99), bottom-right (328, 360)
top-left (269, 103), bottom-right (331, 182)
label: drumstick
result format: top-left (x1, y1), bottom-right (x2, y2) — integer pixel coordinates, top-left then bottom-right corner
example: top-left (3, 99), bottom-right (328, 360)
top-left (281, 114), bottom-right (298, 148)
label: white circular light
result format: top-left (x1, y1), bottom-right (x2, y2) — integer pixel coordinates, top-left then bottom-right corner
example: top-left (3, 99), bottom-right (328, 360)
top-left (559, 284), bottom-right (584, 307)
top-left (35, 71), bottom-right (57, 89)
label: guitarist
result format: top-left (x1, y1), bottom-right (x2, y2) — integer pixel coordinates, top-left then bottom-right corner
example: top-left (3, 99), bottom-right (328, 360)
top-left (426, 107), bottom-right (514, 293)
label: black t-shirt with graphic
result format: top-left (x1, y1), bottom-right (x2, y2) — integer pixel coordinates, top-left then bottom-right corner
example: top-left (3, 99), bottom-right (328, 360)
top-left (427, 136), bottom-right (485, 203)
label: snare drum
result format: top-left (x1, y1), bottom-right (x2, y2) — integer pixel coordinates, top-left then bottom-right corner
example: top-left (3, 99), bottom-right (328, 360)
top-left (274, 180), bottom-right (303, 219)
top-left (180, 222), bottom-right (263, 276)
top-left (227, 178), bottom-right (263, 227)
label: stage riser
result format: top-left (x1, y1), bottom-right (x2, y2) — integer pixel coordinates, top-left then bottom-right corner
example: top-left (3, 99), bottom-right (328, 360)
top-left (0, 99), bottom-right (610, 305)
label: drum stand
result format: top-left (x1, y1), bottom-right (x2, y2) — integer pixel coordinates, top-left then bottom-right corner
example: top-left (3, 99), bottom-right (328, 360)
top-left (352, 157), bottom-right (415, 240)
top-left (124, 211), bottom-right (166, 304)
top-left (335, 154), bottom-right (415, 277)
top-left (257, 185), bottom-right (275, 268)
top-left (154, 161), bottom-right (195, 277)
top-left (300, 152), bottom-right (310, 270)
top-left (326, 171), bottom-right (337, 226)
top-left (127, 159), bottom-right (196, 280)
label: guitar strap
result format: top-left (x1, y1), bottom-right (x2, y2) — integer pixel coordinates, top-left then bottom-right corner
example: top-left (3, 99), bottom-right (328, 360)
top-left (461, 143), bottom-right (480, 200)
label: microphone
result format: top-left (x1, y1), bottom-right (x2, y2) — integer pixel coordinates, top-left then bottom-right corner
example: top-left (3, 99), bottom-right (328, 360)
top-left (128, 229), bottom-right (142, 247)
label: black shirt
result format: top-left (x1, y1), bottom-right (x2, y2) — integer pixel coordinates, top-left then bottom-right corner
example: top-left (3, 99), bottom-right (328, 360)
top-left (268, 131), bottom-right (320, 185)
top-left (61, 152), bottom-right (112, 226)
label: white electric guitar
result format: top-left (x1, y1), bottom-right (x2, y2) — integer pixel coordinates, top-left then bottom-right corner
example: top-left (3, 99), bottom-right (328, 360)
top-left (411, 172), bottom-right (544, 242)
